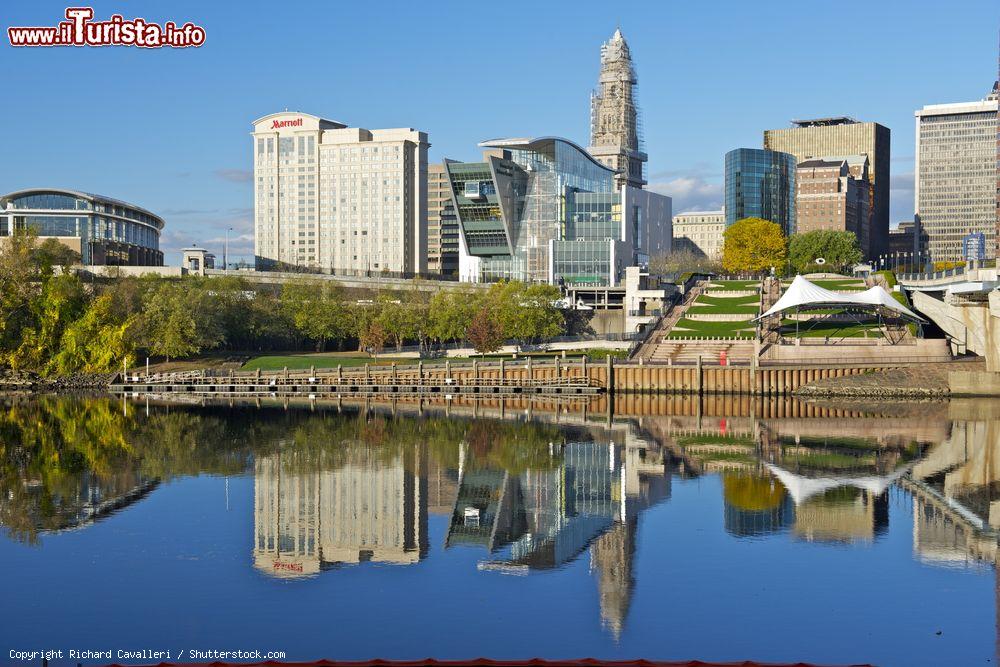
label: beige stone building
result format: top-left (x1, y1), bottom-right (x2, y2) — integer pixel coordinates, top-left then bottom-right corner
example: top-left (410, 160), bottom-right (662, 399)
top-left (252, 112), bottom-right (428, 275)
top-left (671, 210), bottom-right (725, 260)
top-left (795, 157), bottom-right (870, 245)
top-left (426, 161), bottom-right (458, 276)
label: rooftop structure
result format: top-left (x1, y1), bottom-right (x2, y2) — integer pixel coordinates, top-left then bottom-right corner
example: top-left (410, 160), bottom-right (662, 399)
top-left (791, 117), bottom-right (859, 127)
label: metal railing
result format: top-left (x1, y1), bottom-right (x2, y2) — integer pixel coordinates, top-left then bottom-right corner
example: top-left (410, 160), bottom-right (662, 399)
top-left (759, 355), bottom-right (954, 366)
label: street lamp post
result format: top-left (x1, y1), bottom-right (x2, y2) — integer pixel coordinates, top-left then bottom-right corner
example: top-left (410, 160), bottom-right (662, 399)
top-left (224, 227), bottom-right (232, 271)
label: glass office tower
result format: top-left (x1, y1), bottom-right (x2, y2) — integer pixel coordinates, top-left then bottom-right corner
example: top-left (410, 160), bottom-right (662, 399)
top-left (724, 148), bottom-right (797, 235)
top-left (446, 137), bottom-right (671, 286)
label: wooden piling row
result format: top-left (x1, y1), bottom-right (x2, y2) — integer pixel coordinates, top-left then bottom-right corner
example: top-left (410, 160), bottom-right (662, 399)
top-left (113, 357), bottom-right (907, 398)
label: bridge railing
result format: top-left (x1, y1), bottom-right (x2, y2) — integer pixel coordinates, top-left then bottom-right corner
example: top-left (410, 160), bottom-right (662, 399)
top-left (898, 267), bottom-right (963, 282)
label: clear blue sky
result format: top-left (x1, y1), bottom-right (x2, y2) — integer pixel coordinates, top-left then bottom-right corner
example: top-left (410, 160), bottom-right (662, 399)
top-left (3, 0), bottom-right (998, 264)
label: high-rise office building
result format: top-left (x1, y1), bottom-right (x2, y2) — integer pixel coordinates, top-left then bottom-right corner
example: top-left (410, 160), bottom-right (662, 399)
top-left (795, 156), bottom-right (870, 246)
top-left (254, 446), bottom-right (427, 577)
top-left (447, 137), bottom-right (670, 286)
top-left (764, 118), bottom-right (890, 258)
top-left (252, 112), bottom-right (428, 274)
top-left (915, 88), bottom-right (999, 262)
top-left (426, 161), bottom-right (459, 276)
top-left (724, 148), bottom-right (797, 235)
top-left (995, 35), bottom-right (1000, 259)
top-left (588, 29), bottom-right (647, 191)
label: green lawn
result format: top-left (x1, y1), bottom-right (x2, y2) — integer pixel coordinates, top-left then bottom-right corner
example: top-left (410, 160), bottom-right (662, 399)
top-left (782, 452), bottom-right (877, 471)
top-left (783, 279), bottom-right (866, 291)
top-left (707, 280), bottom-right (760, 291)
top-left (787, 436), bottom-right (884, 452)
top-left (676, 434), bottom-right (757, 447)
top-left (697, 294), bottom-right (760, 307)
top-left (242, 348), bottom-right (628, 371)
top-left (687, 304), bottom-right (760, 315)
top-left (667, 318), bottom-right (755, 339)
top-left (777, 320), bottom-right (883, 338)
top-left (242, 355), bottom-right (414, 371)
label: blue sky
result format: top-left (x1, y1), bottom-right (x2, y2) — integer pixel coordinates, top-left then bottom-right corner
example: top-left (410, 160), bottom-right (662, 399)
top-left (3, 0), bottom-right (998, 264)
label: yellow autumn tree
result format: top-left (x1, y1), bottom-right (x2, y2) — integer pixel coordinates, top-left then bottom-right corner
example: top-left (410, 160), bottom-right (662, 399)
top-left (722, 217), bottom-right (787, 274)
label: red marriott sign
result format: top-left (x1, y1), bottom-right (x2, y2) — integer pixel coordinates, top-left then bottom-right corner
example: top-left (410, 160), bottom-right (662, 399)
top-left (271, 118), bottom-right (303, 129)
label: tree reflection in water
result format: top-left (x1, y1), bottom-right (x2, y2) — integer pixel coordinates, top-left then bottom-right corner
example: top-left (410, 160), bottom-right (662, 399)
top-left (3, 395), bottom-right (1000, 641)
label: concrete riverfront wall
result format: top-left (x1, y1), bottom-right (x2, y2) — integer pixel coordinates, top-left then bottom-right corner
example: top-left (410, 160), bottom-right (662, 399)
top-left (119, 358), bottom-right (910, 398)
top-left (611, 362), bottom-right (884, 396)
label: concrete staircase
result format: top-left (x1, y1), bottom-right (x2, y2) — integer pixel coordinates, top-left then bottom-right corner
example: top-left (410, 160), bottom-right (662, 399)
top-left (646, 340), bottom-right (756, 365)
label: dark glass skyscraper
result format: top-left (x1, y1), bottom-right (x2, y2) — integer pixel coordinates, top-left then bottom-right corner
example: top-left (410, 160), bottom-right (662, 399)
top-left (724, 148), bottom-right (797, 235)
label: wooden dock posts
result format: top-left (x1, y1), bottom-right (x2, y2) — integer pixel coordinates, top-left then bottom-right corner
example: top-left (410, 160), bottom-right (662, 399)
top-left (606, 360), bottom-right (901, 396)
top-left (112, 356), bottom-right (913, 400)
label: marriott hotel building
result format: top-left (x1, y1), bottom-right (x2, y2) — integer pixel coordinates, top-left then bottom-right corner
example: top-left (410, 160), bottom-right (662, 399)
top-left (252, 112), bottom-right (429, 275)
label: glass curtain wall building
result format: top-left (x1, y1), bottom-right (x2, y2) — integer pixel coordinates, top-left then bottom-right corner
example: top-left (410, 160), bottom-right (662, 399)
top-left (724, 148), bottom-right (797, 235)
top-left (446, 137), bottom-right (670, 286)
top-left (0, 189), bottom-right (164, 266)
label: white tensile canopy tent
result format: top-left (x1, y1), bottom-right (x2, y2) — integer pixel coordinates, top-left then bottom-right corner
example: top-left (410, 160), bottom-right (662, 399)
top-left (755, 275), bottom-right (924, 323)
top-left (763, 463), bottom-right (912, 505)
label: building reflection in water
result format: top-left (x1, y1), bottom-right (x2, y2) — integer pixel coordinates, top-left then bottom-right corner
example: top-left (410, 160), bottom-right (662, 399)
top-left (908, 412), bottom-right (1000, 567)
top-left (653, 409), bottom-right (925, 544)
top-left (11, 395), bottom-right (1000, 644)
top-left (254, 445), bottom-right (428, 577)
top-left (446, 427), bottom-right (670, 638)
top-left (243, 397), bottom-right (1000, 640)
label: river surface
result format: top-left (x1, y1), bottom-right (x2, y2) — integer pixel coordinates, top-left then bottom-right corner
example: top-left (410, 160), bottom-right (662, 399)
top-left (1, 394), bottom-right (999, 666)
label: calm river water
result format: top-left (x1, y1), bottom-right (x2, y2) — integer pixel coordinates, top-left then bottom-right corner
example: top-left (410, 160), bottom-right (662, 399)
top-left (1, 394), bottom-right (998, 666)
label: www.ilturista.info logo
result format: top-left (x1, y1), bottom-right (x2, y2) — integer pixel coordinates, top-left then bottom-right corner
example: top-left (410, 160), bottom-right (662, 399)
top-left (8, 7), bottom-right (205, 48)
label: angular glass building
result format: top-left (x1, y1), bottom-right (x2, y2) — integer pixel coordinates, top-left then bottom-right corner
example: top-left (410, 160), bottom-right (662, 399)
top-left (0, 188), bottom-right (164, 266)
top-left (724, 148), bottom-right (797, 236)
top-left (446, 137), bottom-right (670, 286)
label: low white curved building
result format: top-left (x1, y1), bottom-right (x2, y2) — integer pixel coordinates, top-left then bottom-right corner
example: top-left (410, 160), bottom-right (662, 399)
top-left (0, 188), bottom-right (164, 266)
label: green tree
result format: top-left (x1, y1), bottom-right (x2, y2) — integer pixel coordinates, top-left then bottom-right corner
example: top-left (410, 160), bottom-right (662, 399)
top-left (490, 281), bottom-right (563, 348)
top-left (0, 229), bottom-right (42, 362)
top-left (49, 294), bottom-right (135, 374)
top-left (31, 238), bottom-right (81, 273)
top-left (428, 289), bottom-right (479, 345)
top-left (649, 247), bottom-right (722, 277)
top-left (279, 280), bottom-right (350, 351)
top-left (788, 230), bottom-right (863, 274)
top-left (9, 274), bottom-right (87, 371)
top-left (377, 294), bottom-right (416, 352)
top-left (138, 282), bottom-right (223, 361)
top-left (722, 217), bottom-right (787, 274)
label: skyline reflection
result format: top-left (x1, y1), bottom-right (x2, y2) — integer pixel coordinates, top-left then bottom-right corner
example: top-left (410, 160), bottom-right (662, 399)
top-left (2, 395), bottom-right (1000, 648)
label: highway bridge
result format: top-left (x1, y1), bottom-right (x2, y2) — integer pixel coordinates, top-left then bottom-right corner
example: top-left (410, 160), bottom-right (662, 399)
top-left (897, 266), bottom-right (999, 373)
